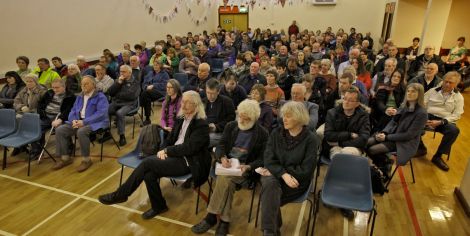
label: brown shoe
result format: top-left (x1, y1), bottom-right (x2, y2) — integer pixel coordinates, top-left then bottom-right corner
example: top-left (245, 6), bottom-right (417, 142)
top-left (51, 158), bottom-right (73, 170)
top-left (77, 160), bottom-right (93, 172)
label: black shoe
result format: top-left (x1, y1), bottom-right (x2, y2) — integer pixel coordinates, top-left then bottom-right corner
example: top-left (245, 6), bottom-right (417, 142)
top-left (143, 119), bottom-right (151, 126)
top-left (215, 221), bottom-right (229, 236)
top-left (191, 219), bottom-right (217, 234)
top-left (340, 208), bottom-right (355, 220)
top-left (29, 153), bottom-right (40, 161)
top-left (98, 192), bottom-right (128, 205)
top-left (119, 135), bottom-right (127, 146)
top-left (414, 147), bottom-right (427, 157)
top-left (182, 177), bottom-right (193, 189)
top-left (141, 207), bottom-right (169, 220)
top-left (11, 148), bottom-right (22, 156)
top-left (432, 156), bottom-right (449, 171)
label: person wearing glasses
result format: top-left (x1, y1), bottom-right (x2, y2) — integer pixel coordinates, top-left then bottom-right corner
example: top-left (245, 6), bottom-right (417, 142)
top-left (408, 45), bottom-right (445, 79)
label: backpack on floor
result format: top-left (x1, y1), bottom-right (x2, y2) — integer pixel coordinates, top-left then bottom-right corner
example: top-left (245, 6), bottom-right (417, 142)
top-left (139, 124), bottom-right (162, 158)
top-left (370, 165), bottom-right (388, 195)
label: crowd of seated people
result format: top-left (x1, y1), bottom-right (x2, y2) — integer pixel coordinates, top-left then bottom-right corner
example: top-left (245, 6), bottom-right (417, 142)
top-left (3, 23), bottom-right (467, 235)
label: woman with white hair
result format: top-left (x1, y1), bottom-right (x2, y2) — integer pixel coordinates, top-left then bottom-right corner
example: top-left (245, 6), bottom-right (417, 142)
top-left (192, 99), bottom-right (269, 235)
top-left (63, 64), bottom-right (82, 94)
top-left (258, 101), bottom-right (318, 235)
top-left (99, 91), bottom-right (211, 220)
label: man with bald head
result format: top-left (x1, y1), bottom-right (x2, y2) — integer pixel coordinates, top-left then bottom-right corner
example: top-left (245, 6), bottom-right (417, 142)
top-left (278, 83), bottom-right (319, 131)
top-left (337, 48), bottom-right (360, 78)
top-left (185, 63), bottom-right (211, 98)
top-left (238, 62), bottom-right (267, 93)
top-left (408, 45), bottom-right (445, 78)
top-left (129, 55), bottom-right (142, 82)
top-left (409, 63), bottom-right (442, 92)
top-left (52, 75), bottom-right (110, 172)
top-left (374, 45), bottom-right (405, 75)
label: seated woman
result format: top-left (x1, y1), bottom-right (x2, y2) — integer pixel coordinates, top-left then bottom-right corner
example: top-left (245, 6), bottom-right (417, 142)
top-left (258, 101), bottom-right (318, 235)
top-left (250, 84), bottom-right (274, 132)
top-left (99, 91), bottom-right (211, 220)
top-left (229, 54), bottom-right (248, 78)
top-left (94, 64), bottom-right (114, 94)
top-left (162, 47), bottom-right (180, 77)
top-left (160, 79), bottom-right (182, 134)
top-left (264, 69), bottom-right (285, 115)
top-left (367, 83), bottom-right (427, 177)
top-left (372, 69), bottom-right (406, 133)
top-left (63, 64), bottom-right (82, 94)
top-left (352, 57), bottom-right (372, 90)
top-left (0, 71), bottom-right (25, 109)
top-left (259, 55), bottom-right (275, 77)
top-left (16, 56), bottom-right (32, 79)
top-left (297, 51), bottom-right (310, 74)
top-left (14, 73), bottom-right (47, 117)
top-left (191, 99), bottom-right (269, 235)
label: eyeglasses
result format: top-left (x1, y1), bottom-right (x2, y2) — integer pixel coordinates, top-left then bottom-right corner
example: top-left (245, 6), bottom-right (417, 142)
top-left (166, 86), bottom-right (174, 89)
top-left (344, 99), bottom-right (359, 103)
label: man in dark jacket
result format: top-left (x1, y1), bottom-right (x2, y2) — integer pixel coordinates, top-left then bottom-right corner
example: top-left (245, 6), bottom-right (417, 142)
top-left (30, 78), bottom-right (76, 160)
top-left (99, 90), bottom-right (211, 220)
top-left (203, 79), bottom-right (236, 147)
top-left (185, 63), bottom-right (212, 99)
top-left (409, 63), bottom-right (443, 92)
top-left (238, 62), bottom-right (266, 93)
top-left (140, 60), bottom-right (169, 125)
top-left (108, 65), bottom-right (141, 146)
top-left (219, 74), bottom-right (247, 108)
top-left (192, 99), bottom-right (268, 235)
top-left (324, 88), bottom-right (370, 158)
top-left (408, 45), bottom-right (445, 78)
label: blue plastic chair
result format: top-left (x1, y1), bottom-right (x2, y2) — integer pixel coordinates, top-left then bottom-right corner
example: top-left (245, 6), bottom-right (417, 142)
top-left (312, 153), bottom-right (377, 236)
top-left (0, 109), bottom-right (17, 139)
top-left (210, 58), bottom-right (225, 76)
top-left (174, 73), bottom-right (188, 89)
top-left (254, 181), bottom-right (314, 236)
top-left (0, 113), bottom-right (53, 176)
top-left (384, 152), bottom-right (415, 190)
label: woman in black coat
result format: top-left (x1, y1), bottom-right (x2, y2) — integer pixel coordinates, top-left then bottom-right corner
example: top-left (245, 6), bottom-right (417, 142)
top-left (99, 91), bottom-right (211, 220)
top-left (367, 83), bottom-right (427, 175)
top-left (258, 101), bottom-right (318, 235)
top-left (0, 71), bottom-right (25, 108)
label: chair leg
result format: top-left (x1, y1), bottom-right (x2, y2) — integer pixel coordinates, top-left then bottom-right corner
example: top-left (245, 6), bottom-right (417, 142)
top-left (27, 153), bottom-right (31, 176)
top-left (248, 182), bottom-right (257, 223)
top-left (3, 147), bottom-right (7, 170)
top-left (385, 166), bottom-right (399, 189)
top-left (409, 159), bottom-right (415, 184)
top-left (311, 190), bottom-right (322, 236)
top-left (73, 135), bottom-right (77, 157)
top-left (100, 140), bottom-right (104, 162)
top-left (255, 194), bottom-right (261, 227)
top-left (109, 133), bottom-right (121, 150)
top-left (369, 207), bottom-right (377, 236)
top-left (132, 116), bottom-right (136, 139)
top-left (305, 199), bottom-right (313, 236)
top-left (119, 166), bottom-right (124, 187)
top-left (195, 186), bottom-right (200, 215)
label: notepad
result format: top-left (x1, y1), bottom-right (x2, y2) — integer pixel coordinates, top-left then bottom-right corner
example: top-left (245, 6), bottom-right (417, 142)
top-left (215, 158), bottom-right (243, 176)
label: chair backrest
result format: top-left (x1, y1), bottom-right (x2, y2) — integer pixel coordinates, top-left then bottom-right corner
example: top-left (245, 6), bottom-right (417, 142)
top-left (127, 99), bottom-right (140, 115)
top-left (210, 58), bottom-right (225, 71)
top-left (324, 153), bottom-right (372, 195)
top-left (174, 73), bottom-right (188, 88)
top-left (17, 113), bottom-right (41, 140)
top-left (143, 64), bottom-right (153, 77)
top-left (0, 109), bottom-right (16, 135)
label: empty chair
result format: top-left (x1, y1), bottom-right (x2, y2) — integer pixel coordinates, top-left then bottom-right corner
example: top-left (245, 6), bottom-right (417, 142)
top-left (313, 153), bottom-right (377, 236)
top-left (174, 73), bottom-right (188, 89)
top-left (0, 113), bottom-right (54, 176)
top-left (0, 109), bottom-right (17, 138)
top-left (210, 58), bottom-right (225, 76)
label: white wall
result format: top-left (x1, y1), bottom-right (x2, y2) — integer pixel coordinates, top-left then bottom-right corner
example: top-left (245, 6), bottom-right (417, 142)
top-left (0, 0), bottom-right (217, 74)
top-left (245, 0), bottom-right (387, 49)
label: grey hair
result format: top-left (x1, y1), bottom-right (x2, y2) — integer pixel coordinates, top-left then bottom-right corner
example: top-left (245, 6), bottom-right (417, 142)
top-left (67, 63), bottom-right (81, 73)
top-left (292, 83), bottom-right (307, 94)
top-left (385, 57), bottom-right (397, 66)
top-left (321, 59), bottom-right (331, 67)
top-left (24, 73), bottom-right (39, 84)
top-left (120, 65), bottom-right (132, 73)
top-left (178, 90), bottom-right (207, 119)
top-left (280, 101), bottom-right (310, 126)
top-left (82, 75), bottom-right (96, 87)
top-left (237, 99), bottom-right (261, 122)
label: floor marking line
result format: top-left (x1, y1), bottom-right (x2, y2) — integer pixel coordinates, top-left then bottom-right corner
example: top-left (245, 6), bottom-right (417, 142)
top-left (0, 173), bottom-right (216, 234)
top-left (294, 201), bottom-right (307, 236)
top-left (0, 229), bottom-right (16, 236)
top-left (398, 166), bottom-right (423, 236)
top-left (343, 217), bottom-right (348, 236)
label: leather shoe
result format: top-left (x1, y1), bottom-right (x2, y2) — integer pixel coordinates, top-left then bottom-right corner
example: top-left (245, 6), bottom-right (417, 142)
top-left (98, 192), bottom-right (128, 205)
top-left (11, 148), bottom-right (22, 156)
top-left (191, 219), bottom-right (216, 234)
top-left (215, 221), bottom-right (229, 236)
top-left (142, 207), bottom-right (168, 220)
top-left (432, 156), bottom-right (449, 171)
top-left (119, 136), bottom-right (127, 146)
top-left (77, 160), bottom-right (93, 172)
top-left (143, 119), bottom-right (151, 126)
top-left (51, 158), bottom-right (73, 170)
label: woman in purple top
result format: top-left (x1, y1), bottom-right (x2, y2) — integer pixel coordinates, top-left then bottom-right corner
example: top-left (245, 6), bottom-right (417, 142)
top-left (160, 79), bottom-right (182, 133)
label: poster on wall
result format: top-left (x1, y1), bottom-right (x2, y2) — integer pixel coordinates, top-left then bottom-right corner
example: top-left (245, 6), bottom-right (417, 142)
top-left (312, 0), bottom-right (337, 5)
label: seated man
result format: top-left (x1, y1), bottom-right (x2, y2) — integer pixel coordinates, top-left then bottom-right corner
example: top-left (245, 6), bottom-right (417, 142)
top-left (191, 99), bottom-right (269, 235)
top-left (408, 45), bottom-right (445, 78)
top-left (409, 63), bottom-right (442, 93)
top-left (238, 62), bottom-right (267, 94)
top-left (32, 58), bottom-right (61, 89)
top-left (424, 71), bottom-right (464, 171)
top-left (370, 57), bottom-right (397, 97)
top-left (279, 83), bottom-right (319, 131)
top-left (179, 46), bottom-right (201, 79)
top-left (30, 79), bottom-right (76, 160)
top-left (140, 60), bottom-right (169, 125)
top-left (203, 79), bottom-right (236, 147)
top-left (324, 88), bottom-right (370, 158)
top-left (185, 63), bottom-right (211, 98)
top-left (52, 76), bottom-right (109, 172)
top-left (108, 65), bottom-right (141, 146)
top-left (98, 91), bottom-right (211, 220)
top-left (219, 73), bottom-right (247, 108)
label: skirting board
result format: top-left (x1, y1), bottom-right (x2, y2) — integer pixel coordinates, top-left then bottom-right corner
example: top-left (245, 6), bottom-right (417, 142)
top-left (454, 187), bottom-right (470, 218)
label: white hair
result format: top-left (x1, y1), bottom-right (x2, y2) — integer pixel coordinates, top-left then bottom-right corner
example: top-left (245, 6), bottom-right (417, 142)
top-left (178, 91), bottom-right (206, 119)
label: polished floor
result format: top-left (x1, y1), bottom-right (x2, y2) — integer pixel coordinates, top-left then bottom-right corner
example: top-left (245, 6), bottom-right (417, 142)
top-left (0, 93), bottom-right (469, 236)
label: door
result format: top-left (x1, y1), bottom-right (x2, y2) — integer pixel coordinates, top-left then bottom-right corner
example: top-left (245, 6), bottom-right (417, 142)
top-left (233, 14), bottom-right (248, 32)
top-left (220, 14), bottom-right (234, 31)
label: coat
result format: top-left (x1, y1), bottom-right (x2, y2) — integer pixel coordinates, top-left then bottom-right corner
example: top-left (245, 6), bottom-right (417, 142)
top-left (108, 76), bottom-right (141, 106)
top-left (164, 117), bottom-right (211, 188)
top-left (382, 105), bottom-right (427, 165)
top-left (37, 90), bottom-right (77, 121)
top-left (13, 85), bottom-right (47, 113)
top-left (67, 90), bottom-right (109, 131)
top-left (215, 121), bottom-right (269, 171)
top-left (0, 83), bottom-right (25, 108)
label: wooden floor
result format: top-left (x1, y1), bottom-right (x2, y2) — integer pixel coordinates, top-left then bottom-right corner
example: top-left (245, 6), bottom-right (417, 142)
top-left (1, 94), bottom-right (470, 236)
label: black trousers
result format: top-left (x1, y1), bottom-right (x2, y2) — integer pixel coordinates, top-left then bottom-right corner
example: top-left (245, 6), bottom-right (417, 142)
top-left (140, 89), bottom-right (164, 117)
top-left (116, 157), bottom-right (190, 210)
top-left (433, 123), bottom-right (460, 155)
